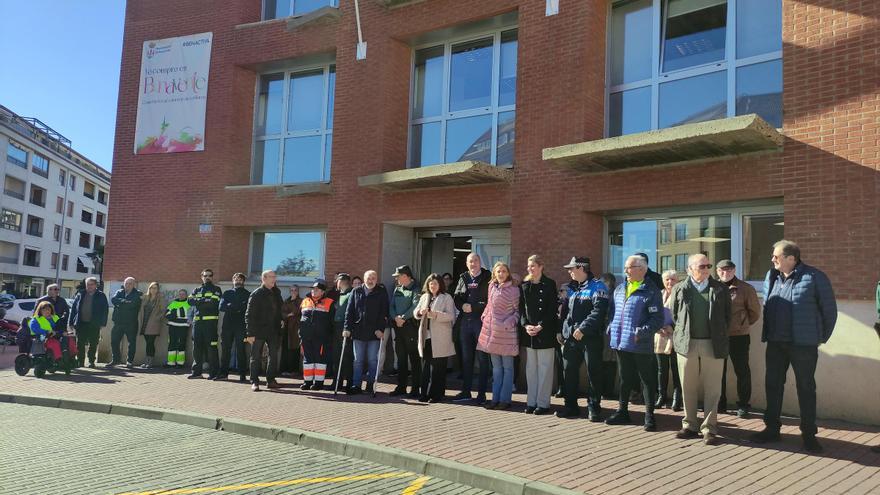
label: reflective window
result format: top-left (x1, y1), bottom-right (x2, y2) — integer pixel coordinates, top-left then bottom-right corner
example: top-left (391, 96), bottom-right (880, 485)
top-left (608, 0), bottom-right (782, 136)
top-left (263, 0), bottom-right (338, 20)
top-left (741, 213), bottom-right (784, 281)
top-left (251, 231), bottom-right (324, 280)
top-left (32, 154), bottom-right (49, 176)
top-left (6, 143), bottom-right (27, 168)
top-left (409, 28), bottom-right (517, 167)
top-left (254, 65), bottom-right (335, 184)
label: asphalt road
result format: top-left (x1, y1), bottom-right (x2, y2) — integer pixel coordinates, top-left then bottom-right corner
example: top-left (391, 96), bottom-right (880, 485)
top-left (0, 403), bottom-right (492, 495)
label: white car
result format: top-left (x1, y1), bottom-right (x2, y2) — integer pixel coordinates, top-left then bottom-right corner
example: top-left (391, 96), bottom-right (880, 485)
top-left (3, 298), bottom-right (39, 324)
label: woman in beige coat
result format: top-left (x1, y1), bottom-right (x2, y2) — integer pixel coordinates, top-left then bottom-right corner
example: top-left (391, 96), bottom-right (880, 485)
top-left (138, 282), bottom-right (166, 369)
top-left (414, 273), bottom-right (456, 403)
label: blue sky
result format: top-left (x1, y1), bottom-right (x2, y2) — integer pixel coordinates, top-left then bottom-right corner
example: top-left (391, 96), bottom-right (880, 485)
top-left (0, 0), bottom-right (125, 170)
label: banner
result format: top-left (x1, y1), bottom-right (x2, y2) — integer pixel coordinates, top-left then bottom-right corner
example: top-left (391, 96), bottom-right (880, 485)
top-left (134, 32), bottom-right (213, 154)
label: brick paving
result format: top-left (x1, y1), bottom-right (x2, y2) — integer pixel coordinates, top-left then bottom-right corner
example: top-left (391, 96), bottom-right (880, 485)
top-left (2, 348), bottom-right (879, 494)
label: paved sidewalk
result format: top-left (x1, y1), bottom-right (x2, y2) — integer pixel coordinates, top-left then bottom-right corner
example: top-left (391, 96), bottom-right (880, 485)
top-left (1, 350), bottom-right (879, 494)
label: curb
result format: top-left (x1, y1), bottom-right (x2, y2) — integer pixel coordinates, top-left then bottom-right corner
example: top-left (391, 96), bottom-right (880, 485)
top-left (0, 392), bottom-right (582, 495)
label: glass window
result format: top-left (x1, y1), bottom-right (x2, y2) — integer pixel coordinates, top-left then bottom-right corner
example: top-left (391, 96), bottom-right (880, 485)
top-left (0, 209), bottom-right (22, 231)
top-left (59, 169), bottom-right (66, 187)
top-left (51, 253), bottom-right (58, 270)
top-left (4, 175), bottom-right (25, 200)
top-left (610, 0), bottom-right (653, 86)
top-left (53, 225), bottom-right (61, 241)
top-left (98, 190), bottom-right (108, 205)
top-left (251, 231), bottom-right (324, 279)
top-left (736, 0), bottom-right (781, 59)
top-left (254, 65), bottom-right (334, 184)
top-left (96, 212), bottom-right (106, 228)
top-left (79, 232), bottom-right (91, 248)
top-left (742, 213), bottom-right (784, 281)
top-left (84, 181), bottom-right (96, 200)
top-left (660, 255), bottom-right (672, 272)
top-left (70, 175), bottom-right (77, 191)
top-left (67, 201), bottom-right (74, 217)
top-left (263, 0), bottom-right (337, 20)
top-left (6, 143), bottom-right (27, 167)
top-left (659, 70), bottom-right (727, 128)
top-left (29, 185), bottom-right (46, 208)
top-left (56, 196), bottom-right (64, 214)
top-left (23, 249), bottom-right (40, 267)
top-left (76, 257), bottom-right (89, 274)
top-left (736, 59), bottom-right (782, 128)
top-left (608, 0), bottom-right (781, 136)
top-left (662, 0), bottom-right (727, 73)
top-left (409, 28), bottom-right (517, 167)
top-left (62, 255), bottom-right (69, 271)
top-left (64, 228), bottom-right (71, 244)
top-left (609, 87), bottom-right (652, 137)
top-left (94, 235), bottom-right (104, 249)
top-left (26, 215), bottom-right (43, 237)
top-left (32, 154), bottom-right (49, 176)
top-left (81, 209), bottom-right (93, 224)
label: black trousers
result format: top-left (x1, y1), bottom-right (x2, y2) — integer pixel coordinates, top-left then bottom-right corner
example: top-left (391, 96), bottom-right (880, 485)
top-left (720, 335), bottom-right (752, 408)
top-left (192, 320), bottom-right (219, 376)
top-left (764, 341), bottom-right (818, 435)
top-left (143, 335), bottom-right (158, 357)
top-left (75, 321), bottom-right (101, 365)
top-left (331, 322), bottom-right (353, 385)
top-left (562, 336), bottom-right (604, 410)
top-left (555, 345), bottom-right (565, 392)
top-left (420, 339), bottom-right (447, 400)
top-left (394, 320), bottom-right (421, 392)
top-left (220, 325), bottom-right (247, 375)
top-left (110, 323), bottom-right (137, 364)
top-left (250, 333), bottom-right (281, 384)
top-left (656, 352), bottom-right (681, 399)
top-left (617, 350), bottom-right (657, 414)
top-left (167, 325), bottom-right (187, 352)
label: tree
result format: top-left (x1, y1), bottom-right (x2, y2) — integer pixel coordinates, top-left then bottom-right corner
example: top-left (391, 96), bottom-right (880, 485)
top-left (275, 250), bottom-right (317, 277)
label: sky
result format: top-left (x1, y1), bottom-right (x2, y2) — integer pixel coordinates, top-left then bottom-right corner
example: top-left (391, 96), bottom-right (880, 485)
top-left (0, 0), bottom-right (125, 170)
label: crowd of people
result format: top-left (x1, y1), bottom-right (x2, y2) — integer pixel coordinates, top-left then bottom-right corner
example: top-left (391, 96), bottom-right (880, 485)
top-left (23, 239), bottom-right (878, 454)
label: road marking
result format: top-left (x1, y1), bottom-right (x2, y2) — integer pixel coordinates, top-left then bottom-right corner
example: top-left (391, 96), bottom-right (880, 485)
top-left (116, 472), bottom-right (414, 495)
top-left (401, 475), bottom-right (431, 494)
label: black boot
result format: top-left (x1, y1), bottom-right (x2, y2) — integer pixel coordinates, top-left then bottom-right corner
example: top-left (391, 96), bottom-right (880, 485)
top-left (671, 388), bottom-right (683, 412)
top-left (654, 394), bottom-right (667, 409)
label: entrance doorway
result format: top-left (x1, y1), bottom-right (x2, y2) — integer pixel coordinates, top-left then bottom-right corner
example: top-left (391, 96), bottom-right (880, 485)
top-left (414, 227), bottom-right (511, 283)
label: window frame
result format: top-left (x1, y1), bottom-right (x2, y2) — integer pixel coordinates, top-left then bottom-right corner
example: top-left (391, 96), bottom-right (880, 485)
top-left (22, 248), bottom-right (40, 268)
top-left (79, 231), bottom-right (91, 249)
top-left (83, 181), bottom-right (96, 200)
top-left (603, 202), bottom-right (783, 287)
top-left (252, 63), bottom-right (336, 185)
top-left (605, 0), bottom-right (782, 137)
top-left (32, 153), bottom-right (49, 177)
top-left (0, 209), bottom-right (23, 232)
top-left (261, 0), bottom-right (339, 21)
top-left (6, 142), bottom-right (27, 168)
top-left (96, 211), bottom-right (106, 228)
top-left (407, 25), bottom-right (518, 168)
top-left (248, 228), bottom-right (326, 283)
top-left (81, 207), bottom-right (94, 225)
top-left (25, 215), bottom-right (43, 237)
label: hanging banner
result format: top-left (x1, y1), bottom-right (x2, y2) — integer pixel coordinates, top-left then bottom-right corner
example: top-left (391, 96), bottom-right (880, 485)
top-left (134, 32), bottom-right (213, 154)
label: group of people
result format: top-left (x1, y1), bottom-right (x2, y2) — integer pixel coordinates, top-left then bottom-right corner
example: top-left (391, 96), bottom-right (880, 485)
top-left (24, 239), bottom-right (858, 454)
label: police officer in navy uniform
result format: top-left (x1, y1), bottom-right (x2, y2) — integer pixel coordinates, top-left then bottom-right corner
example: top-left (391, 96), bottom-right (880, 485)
top-left (217, 272), bottom-right (251, 382)
top-left (556, 257), bottom-right (610, 421)
top-left (188, 268), bottom-right (223, 379)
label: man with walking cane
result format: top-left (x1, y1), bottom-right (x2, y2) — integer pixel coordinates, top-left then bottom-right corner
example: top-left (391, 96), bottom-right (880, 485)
top-left (331, 274), bottom-right (354, 393)
top-left (344, 270), bottom-right (390, 395)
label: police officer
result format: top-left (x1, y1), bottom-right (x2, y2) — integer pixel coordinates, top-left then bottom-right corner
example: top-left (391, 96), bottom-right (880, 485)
top-left (188, 268), bottom-right (223, 380)
top-left (556, 257), bottom-right (610, 421)
top-left (299, 279), bottom-right (335, 390)
top-left (218, 272), bottom-right (251, 382)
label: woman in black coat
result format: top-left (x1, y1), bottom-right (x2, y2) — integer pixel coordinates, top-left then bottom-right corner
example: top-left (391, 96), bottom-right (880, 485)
top-left (519, 255), bottom-right (559, 415)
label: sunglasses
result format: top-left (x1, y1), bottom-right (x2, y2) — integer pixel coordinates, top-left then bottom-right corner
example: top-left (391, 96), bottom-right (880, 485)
top-left (695, 264), bottom-right (713, 270)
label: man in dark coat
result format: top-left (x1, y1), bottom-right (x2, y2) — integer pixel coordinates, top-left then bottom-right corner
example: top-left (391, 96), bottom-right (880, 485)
top-left (108, 276), bottom-right (143, 369)
top-left (37, 284), bottom-right (70, 330)
top-left (245, 269), bottom-right (285, 392)
top-left (218, 272), bottom-right (250, 382)
top-left (452, 253), bottom-right (491, 403)
top-left (69, 277), bottom-right (109, 368)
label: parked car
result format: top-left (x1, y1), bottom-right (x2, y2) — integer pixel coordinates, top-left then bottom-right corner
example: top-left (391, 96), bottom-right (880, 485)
top-left (0, 294), bottom-right (14, 311)
top-left (4, 298), bottom-right (38, 324)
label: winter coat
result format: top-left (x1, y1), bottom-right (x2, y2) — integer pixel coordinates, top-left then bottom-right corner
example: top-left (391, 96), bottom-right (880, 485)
top-left (762, 263), bottom-right (837, 346)
top-left (477, 281), bottom-right (520, 357)
top-left (519, 275), bottom-right (559, 349)
top-left (245, 285), bottom-right (284, 340)
top-left (137, 295), bottom-right (166, 336)
top-left (724, 277), bottom-right (761, 336)
top-left (189, 283), bottom-right (222, 320)
top-left (111, 288), bottom-right (143, 327)
top-left (415, 292), bottom-right (456, 359)
top-left (220, 287), bottom-right (251, 333)
top-left (453, 268), bottom-right (491, 322)
top-left (670, 278), bottom-right (731, 358)
top-left (561, 278), bottom-right (610, 341)
top-left (299, 296), bottom-right (334, 342)
top-left (390, 280), bottom-right (421, 323)
top-left (344, 284), bottom-right (390, 341)
top-left (70, 290), bottom-right (108, 328)
top-left (35, 295), bottom-right (70, 329)
top-left (282, 296), bottom-right (302, 350)
top-left (607, 279), bottom-right (664, 354)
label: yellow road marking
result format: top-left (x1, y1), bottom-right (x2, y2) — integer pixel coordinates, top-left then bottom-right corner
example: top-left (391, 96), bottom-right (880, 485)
top-left (401, 475), bottom-right (431, 495)
top-left (116, 472), bottom-right (413, 495)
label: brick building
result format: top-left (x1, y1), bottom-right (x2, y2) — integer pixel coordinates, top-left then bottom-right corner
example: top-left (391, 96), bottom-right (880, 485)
top-left (106, 0), bottom-right (879, 422)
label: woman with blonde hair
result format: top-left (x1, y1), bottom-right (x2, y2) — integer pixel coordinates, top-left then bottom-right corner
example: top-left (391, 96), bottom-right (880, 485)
top-left (519, 255), bottom-right (558, 414)
top-left (478, 261), bottom-right (521, 410)
top-left (138, 282), bottom-right (166, 369)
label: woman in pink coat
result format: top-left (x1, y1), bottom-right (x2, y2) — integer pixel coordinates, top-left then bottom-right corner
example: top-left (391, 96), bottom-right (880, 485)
top-left (478, 261), bottom-right (521, 410)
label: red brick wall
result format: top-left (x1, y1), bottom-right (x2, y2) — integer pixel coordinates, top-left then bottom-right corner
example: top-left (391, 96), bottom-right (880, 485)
top-left (107, 0), bottom-right (879, 299)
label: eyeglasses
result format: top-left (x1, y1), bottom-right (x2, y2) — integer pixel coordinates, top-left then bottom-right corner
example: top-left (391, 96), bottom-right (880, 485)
top-left (695, 264), bottom-right (712, 270)
top-left (624, 265), bottom-right (644, 269)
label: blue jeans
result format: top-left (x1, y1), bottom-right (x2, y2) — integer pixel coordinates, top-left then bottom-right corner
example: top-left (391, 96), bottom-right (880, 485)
top-left (352, 339), bottom-right (381, 387)
top-left (490, 354), bottom-right (514, 404)
top-left (460, 318), bottom-right (490, 396)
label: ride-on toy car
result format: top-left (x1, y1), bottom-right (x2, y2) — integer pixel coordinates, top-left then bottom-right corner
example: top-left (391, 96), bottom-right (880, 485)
top-left (14, 332), bottom-right (78, 378)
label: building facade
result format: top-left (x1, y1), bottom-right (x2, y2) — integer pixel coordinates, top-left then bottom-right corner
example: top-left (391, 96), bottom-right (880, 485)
top-left (107, 0), bottom-right (879, 422)
top-left (1, 104), bottom-right (111, 298)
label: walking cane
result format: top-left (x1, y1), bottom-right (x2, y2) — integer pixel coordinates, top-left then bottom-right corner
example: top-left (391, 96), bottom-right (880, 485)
top-left (372, 329), bottom-right (387, 398)
top-left (334, 335), bottom-right (348, 396)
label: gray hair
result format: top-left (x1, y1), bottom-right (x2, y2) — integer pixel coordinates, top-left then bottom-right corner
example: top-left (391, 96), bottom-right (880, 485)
top-left (85, 277), bottom-right (98, 286)
top-left (687, 253), bottom-right (708, 267)
top-left (123, 276), bottom-right (136, 284)
top-left (261, 270), bottom-right (275, 280)
top-left (773, 239), bottom-right (801, 262)
top-left (625, 255), bottom-right (645, 268)
top-left (467, 252), bottom-right (481, 262)
top-left (661, 270), bottom-right (679, 281)
top-left (46, 284), bottom-right (59, 292)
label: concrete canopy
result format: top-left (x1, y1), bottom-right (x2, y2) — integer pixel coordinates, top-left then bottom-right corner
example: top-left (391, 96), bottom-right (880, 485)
top-left (542, 114), bottom-right (783, 174)
top-left (358, 161), bottom-right (513, 192)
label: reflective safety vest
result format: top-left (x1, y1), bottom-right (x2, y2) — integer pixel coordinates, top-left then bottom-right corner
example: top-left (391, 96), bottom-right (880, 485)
top-left (30, 315), bottom-right (60, 337)
top-left (190, 284), bottom-right (222, 321)
top-left (166, 299), bottom-right (191, 327)
top-left (299, 296), bottom-right (334, 341)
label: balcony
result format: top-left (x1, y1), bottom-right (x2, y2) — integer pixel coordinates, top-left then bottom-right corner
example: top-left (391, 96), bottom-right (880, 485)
top-left (542, 114), bottom-right (783, 174)
top-left (358, 161), bottom-right (513, 192)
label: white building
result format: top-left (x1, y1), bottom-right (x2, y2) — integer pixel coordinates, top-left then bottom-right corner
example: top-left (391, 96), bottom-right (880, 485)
top-left (0, 104), bottom-right (111, 298)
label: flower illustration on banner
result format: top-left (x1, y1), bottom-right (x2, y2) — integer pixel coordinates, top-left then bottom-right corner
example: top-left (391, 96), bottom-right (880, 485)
top-left (136, 117), bottom-right (203, 154)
